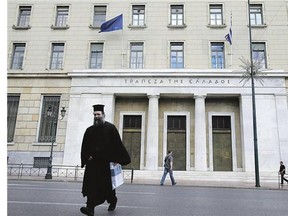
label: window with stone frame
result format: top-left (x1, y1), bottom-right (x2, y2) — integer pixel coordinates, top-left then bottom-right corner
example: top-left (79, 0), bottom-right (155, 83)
top-left (17, 6), bottom-right (32, 27)
top-left (130, 42), bottom-right (144, 69)
top-left (250, 4), bottom-right (263, 25)
top-left (252, 42), bottom-right (267, 69)
top-left (211, 42), bottom-right (225, 69)
top-left (50, 43), bottom-right (65, 70)
top-left (55, 6), bottom-right (69, 27)
top-left (132, 5), bottom-right (145, 26)
top-left (90, 43), bottom-right (103, 69)
top-left (93, 5), bottom-right (106, 27)
top-left (170, 5), bottom-right (184, 26)
top-left (209, 4), bottom-right (223, 25)
top-left (7, 95), bottom-right (20, 142)
top-left (38, 96), bottom-right (60, 143)
top-left (170, 42), bottom-right (184, 68)
top-left (11, 43), bottom-right (26, 69)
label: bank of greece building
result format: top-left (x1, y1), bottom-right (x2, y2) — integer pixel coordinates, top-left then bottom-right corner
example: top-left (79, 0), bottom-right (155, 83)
top-left (7, 0), bottom-right (288, 182)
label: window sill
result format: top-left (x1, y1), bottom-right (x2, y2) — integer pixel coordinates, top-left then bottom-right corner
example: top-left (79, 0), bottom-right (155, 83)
top-left (12, 25), bottom-right (31, 30)
top-left (7, 142), bottom-right (15, 146)
top-left (167, 24), bottom-right (187, 29)
top-left (207, 24), bottom-right (226, 28)
top-left (248, 24), bottom-right (267, 28)
top-left (128, 24), bottom-right (147, 29)
top-left (45, 68), bottom-right (64, 71)
top-left (32, 142), bottom-right (58, 146)
top-left (51, 25), bottom-right (70, 30)
top-left (89, 25), bottom-right (101, 30)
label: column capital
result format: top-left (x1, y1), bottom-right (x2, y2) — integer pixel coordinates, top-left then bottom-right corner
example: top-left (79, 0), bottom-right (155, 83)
top-left (194, 94), bottom-right (207, 99)
top-left (147, 94), bottom-right (160, 99)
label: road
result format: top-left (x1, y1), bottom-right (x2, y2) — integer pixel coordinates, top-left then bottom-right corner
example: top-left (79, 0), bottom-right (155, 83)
top-left (8, 180), bottom-right (288, 216)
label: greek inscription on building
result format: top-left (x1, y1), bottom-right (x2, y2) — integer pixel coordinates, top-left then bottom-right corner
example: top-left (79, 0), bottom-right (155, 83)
top-left (124, 78), bottom-right (231, 86)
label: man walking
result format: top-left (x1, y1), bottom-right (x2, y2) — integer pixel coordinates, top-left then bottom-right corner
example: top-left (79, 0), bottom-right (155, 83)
top-left (279, 161), bottom-right (288, 185)
top-left (80, 104), bottom-right (131, 216)
top-left (160, 150), bottom-right (177, 186)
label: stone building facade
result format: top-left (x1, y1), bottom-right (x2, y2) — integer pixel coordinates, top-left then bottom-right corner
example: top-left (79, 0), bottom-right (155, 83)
top-left (7, 0), bottom-right (288, 180)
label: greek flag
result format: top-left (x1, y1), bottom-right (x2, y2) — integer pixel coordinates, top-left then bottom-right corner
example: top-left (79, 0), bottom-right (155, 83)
top-left (99, 14), bottom-right (123, 33)
top-left (225, 27), bottom-right (232, 45)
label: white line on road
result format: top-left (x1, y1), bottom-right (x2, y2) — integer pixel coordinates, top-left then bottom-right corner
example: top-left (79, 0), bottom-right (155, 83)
top-left (8, 201), bottom-right (151, 209)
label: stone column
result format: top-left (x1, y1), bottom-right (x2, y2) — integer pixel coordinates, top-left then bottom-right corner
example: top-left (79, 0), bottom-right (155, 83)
top-left (101, 93), bottom-right (115, 123)
top-left (146, 94), bottom-right (160, 170)
top-left (194, 94), bottom-right (207, 171)
top-left (240, 94), bottom-right (254, 172)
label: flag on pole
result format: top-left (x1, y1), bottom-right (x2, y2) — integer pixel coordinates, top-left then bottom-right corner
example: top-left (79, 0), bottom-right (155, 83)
top-left (99, 14), bottom-right (123, 33)
top-left (225, 13), bottom-right (232, 45)
top-left (225, 27), bottom-right (232, 45)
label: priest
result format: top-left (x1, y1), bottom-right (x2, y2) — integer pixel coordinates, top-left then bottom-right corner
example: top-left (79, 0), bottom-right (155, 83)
top-left (80, 104), bottom-right (131, 216)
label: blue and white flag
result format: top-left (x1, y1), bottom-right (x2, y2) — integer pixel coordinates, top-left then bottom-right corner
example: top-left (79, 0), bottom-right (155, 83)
top-left (99, 14), bottom-right (123, 33)
top-left (225, 27), bottom-right (232, 45)
top-left (225, 13), bottom-right (232, 45)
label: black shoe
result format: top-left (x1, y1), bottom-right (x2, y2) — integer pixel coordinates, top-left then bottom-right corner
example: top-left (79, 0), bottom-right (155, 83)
top-left (108, 197), bottom-right (117, 211)
top-left (172, 182), bottom-right (177, 186)
top-left (80, 206), bottom-right (94, 216)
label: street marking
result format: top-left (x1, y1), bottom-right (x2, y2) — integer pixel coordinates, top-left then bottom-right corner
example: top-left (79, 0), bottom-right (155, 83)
top-left (8, 201), bottom-right (151, 209)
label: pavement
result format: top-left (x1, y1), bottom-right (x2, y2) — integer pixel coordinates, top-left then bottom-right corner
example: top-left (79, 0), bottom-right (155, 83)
top-left (7, 175), bottom-right (288, 190)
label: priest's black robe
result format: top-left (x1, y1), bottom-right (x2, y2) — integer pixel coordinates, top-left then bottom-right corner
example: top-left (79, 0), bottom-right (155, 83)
top-left (81, 121), bottom-right (131, 206)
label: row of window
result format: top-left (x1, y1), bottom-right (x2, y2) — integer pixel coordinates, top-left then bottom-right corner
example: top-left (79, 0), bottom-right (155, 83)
top-left (13, 3), bottom-right (265, 29)
top-left (10, 41), bottom-right (267, 70)
top-left (7, 95), bottom-right (60, 143)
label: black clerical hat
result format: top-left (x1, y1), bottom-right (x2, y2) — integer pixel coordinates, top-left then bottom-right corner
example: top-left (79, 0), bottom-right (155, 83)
top-left (93, 104), bottom-right (105, 112)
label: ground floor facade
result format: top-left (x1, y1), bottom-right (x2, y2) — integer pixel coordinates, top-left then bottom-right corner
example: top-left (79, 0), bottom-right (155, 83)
top-left (7, 69), bottom-right (288, 175)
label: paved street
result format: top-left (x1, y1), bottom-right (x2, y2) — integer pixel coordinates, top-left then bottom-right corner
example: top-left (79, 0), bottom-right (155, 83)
top-left (8, 180), bottom-right (288, 216)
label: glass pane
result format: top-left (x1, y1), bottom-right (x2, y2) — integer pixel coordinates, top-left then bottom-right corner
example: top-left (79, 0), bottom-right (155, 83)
top-left (7, 95), bottom-right (20, 142)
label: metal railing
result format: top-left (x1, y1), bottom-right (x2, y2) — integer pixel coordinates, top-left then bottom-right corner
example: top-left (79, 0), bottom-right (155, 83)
top-left (7, 163), bottom-right (134, 183)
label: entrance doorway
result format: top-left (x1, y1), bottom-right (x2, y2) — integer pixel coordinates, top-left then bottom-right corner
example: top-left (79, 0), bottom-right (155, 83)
top-left (122, 115), bottom-right (142, 170)
top-left (166, 116), bottom-right (186, 170)
top-left (212, 116), bottom-right (232, 171)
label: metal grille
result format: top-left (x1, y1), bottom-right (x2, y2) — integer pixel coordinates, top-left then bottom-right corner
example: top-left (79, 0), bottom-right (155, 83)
top-left (33, 157), bottom-right (49, 168)
top-left (212, 116), bottom-right (231, 130)
top-left (7, 95), bottom-right (20, 142)
top-left (167, 116), bottom-right (186, 130)
top-left (123, 115), bottom-right (142, 129)
top-left (38, 96), bottom-right (60, 142)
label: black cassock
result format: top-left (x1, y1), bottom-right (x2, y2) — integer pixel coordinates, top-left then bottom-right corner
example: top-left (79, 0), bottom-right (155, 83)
top-left (81, 121), bottom-right (131, 206)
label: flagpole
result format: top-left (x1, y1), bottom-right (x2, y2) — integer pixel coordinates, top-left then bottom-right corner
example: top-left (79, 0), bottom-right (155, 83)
top-left (121, 28), bottom-right (124, 68)
top-left (230, 12), bottom-right (233, 68)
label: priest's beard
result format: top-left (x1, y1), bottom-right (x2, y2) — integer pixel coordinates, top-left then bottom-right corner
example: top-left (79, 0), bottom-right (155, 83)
top-left (94, 117), bottom-right (105, 126)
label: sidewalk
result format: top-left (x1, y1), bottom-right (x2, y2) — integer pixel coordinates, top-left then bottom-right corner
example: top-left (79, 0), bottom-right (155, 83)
top-left (7, 175), bottom-right (288, 190)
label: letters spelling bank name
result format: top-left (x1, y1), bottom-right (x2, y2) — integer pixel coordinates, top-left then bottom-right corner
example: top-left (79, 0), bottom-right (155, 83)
top-left (124, 78), bottom-right (231, 86)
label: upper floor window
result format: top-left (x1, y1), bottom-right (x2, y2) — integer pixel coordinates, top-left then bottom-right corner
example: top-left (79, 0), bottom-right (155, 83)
top-left (90, 43), bottom-right (103, 69)
top-left (38, 96), bottom-right (60, 143)
top-left (93, 6), bottom-right (106, 27)
top-left (55, 6), bottom-right (69, 27)
top-left (170, 5), bottom-right (184, 26)
top-left (11, 43), bottom-right (25, 69)
top-left (252, 42), bottom-right (267, 69)
top-left (250, 4), bottom-right (263, 25)
top-left (211, 42), bottom-right (225, 69)
top-left (17, 6), bottom-right (31, 27)
top-left (7, 95), bottom-right (20, 142)
top-left (209, 4), bottom-right (223, 25)
top-left (170, 42), bottom-right (184, 68)
top-left (50, 43), bottom-right (64, 70)
top-left (130, 42), bottom-right (144, 69)
top-left (132, 5), bottom-right (145, 26)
